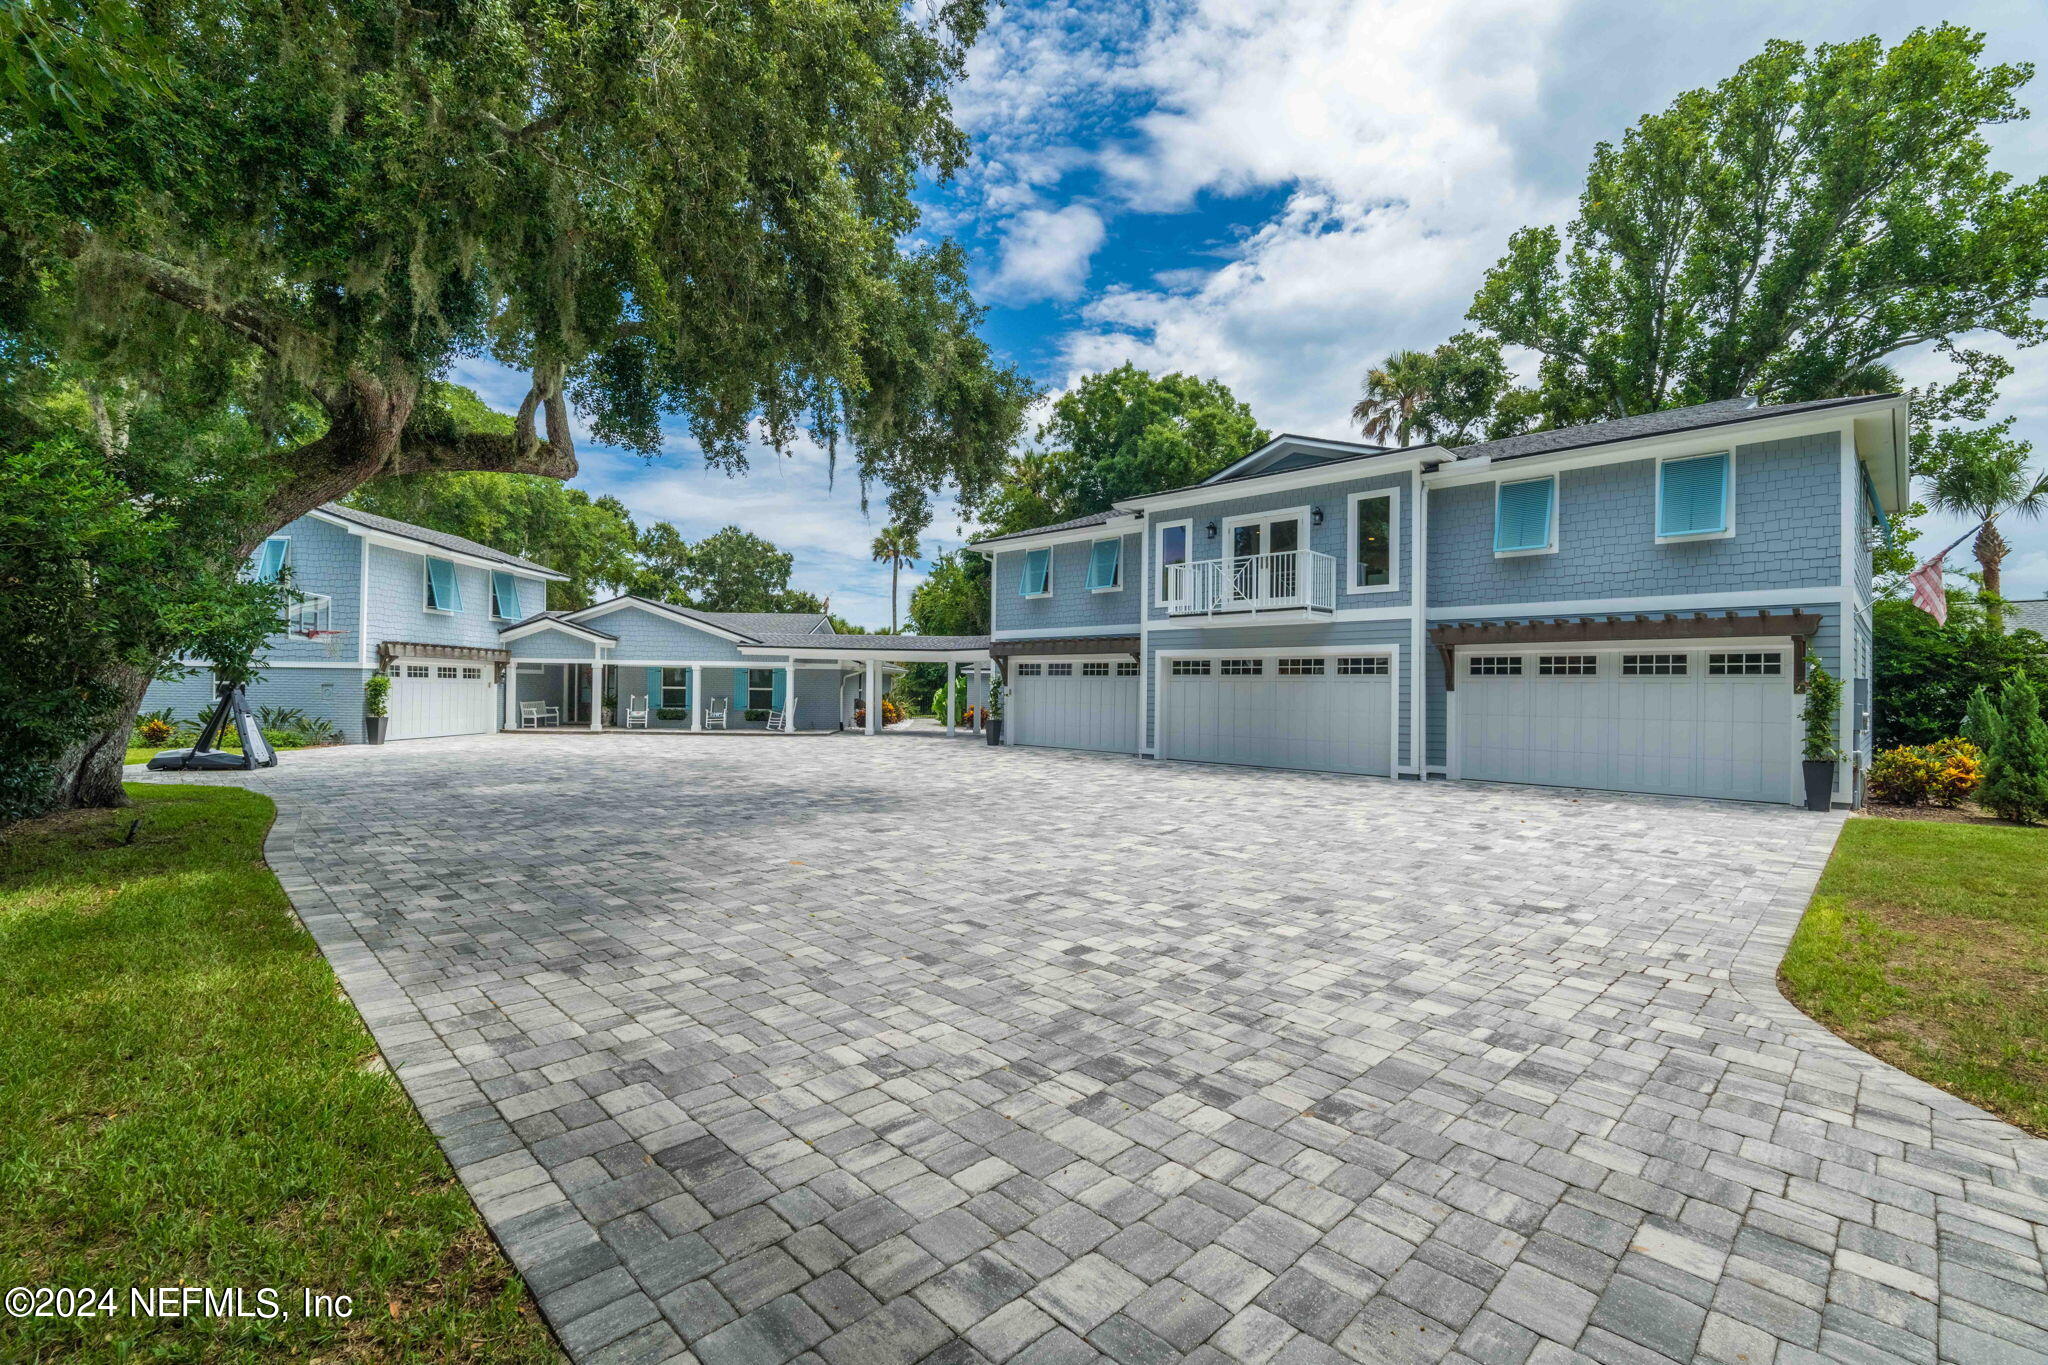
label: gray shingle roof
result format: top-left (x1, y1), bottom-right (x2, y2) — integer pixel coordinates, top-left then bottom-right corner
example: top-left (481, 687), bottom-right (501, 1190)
top-left (1453, 394), bottom-right (1895, 466)
top-left (968, 510), bottom-right (1131, 548)
top-left (676, 609), bottom-right (834, 637)
top-left (2008, 599), bottom-right (2048, 636)
top-left (502, 610), bottom-right (616, 641)
top-left (322, 503), bottom-right (564, 578)
top-left (744, 632), bottom-right (990, 652)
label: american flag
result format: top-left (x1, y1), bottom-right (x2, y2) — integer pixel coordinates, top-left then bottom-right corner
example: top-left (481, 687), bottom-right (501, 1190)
top-left (1909, 554), bottom-right (1948, 626)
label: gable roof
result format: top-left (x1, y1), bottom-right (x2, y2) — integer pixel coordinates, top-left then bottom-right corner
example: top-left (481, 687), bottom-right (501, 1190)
top-left (966, 509), bottom-right (1137, 550)
top-left (743, 631), bottom-right (990, 653)
top-left (499, 611), bottom-right (618, 644)
top-left (565, 595), bottom-right (835, 643)
top-left (1450, 394), bottom-right (1895, 466)
top-left (319, 503), bottom-right (566, 579)
top-left (1203, 433), bottom-right (1392, 486)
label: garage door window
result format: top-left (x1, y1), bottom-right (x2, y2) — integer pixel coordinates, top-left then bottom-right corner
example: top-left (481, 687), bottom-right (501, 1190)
top-left (462, 667), bottom-right (483, 680)
top-left (1538, 655), bottom-right (1598, 677)
top-left (1709, 652), bottom-right (1781, 676)
top-left (1082, 661), bottom-right (1109, 676)
top-left (1278, 658), bottom-right (1325, 676)
top-left (1337, 657), bottom-right (1388, 675)
top-left (1046, 663), bottom-right (1073, 676)
top-left (1171, 659), bottom-right (1210, 676)
top-left (437, 666), bottom-right (459, 679)
top-left (1623, 653), bottom-right (1687, 676)
top-left (1220, 658), bottom-right (1263, 676)
top-left (1117, 661), bottom-right (1139, 677)
top-left (1016, 663), bottom-right (1042, 676)
top-left (1469, 656), bottom-right (1522, 676)
top-left (405, 664), bottom-right (429, 677)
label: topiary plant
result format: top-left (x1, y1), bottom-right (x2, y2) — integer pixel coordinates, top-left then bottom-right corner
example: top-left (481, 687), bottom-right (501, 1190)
top-left (363, 672), bottom-right (390, 718)
top-left (1801, 663), bottom-right (1844, 761)
top-left (1980, 673), bottom-right (2048, 825)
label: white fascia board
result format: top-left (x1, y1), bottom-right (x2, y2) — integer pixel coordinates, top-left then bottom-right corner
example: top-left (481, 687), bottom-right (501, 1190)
top-left (739, 644), bottom-right (993, 663)
top-left (310, 509), bottom-right (570, 581)
top-left (966, 515), bottom-right (1143, 556)
top-left (499, 618), bottom-right (614, 645)
top-left (1421, 402), bottom-right (1901, 490)
top-left (1426, 588), bottom-right (1839, 619)
top-left (569, 597), bottom-right (759, 642)
top-left (1199, 434), bottom-right (1399, 485)
top-left (991, 624), bottom-right (1141, 640)
top-left (1115, 454), bottom-right (1429, 514)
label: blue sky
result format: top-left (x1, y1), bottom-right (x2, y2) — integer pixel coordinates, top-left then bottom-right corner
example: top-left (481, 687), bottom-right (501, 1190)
top-left (464, 0), bottom-right (2048, 629)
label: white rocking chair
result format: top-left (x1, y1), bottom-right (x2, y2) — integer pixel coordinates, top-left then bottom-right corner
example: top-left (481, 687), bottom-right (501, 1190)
top-left (704, 699), bottom-right (729, 729)
top-left (766, 707), bottom-right (788, 732)
top-left (624, 694), bottom-right (650, 729)
top-left (520, 699), bottom-right (560, 729)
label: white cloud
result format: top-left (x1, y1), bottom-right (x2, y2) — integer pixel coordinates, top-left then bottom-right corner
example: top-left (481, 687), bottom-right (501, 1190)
top-left (986, 204), bottom-right (1108, 302)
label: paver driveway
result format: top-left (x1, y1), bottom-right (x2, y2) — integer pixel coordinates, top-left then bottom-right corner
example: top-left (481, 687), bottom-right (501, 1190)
top-left (139, 734), bottom-right (2048, 1365)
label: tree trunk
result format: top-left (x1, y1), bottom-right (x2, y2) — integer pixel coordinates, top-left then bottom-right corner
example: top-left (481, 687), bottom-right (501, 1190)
top-left (49, 662), bottom-right (156, 812)
top-left (891, 560), bottom-right (900, 634)
top-left (1978, 520), bottom-right (2008, 630)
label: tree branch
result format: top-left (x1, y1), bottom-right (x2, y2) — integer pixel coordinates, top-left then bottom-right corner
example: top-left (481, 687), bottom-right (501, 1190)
top-left (391, 429), bottom-right (578, 480)
top-left (69, 236), bottom-right (329, 380)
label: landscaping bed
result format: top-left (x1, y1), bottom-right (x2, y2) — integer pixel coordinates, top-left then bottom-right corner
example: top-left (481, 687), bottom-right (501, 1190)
top-left (0, 784), bottom-right (559, 1363)
top-left (1782, 815), bottom-right (2048, 1137)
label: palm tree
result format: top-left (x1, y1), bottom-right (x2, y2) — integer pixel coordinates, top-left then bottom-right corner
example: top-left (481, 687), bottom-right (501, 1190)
top-left (1351, 350), bottom-right (1434, 446)
top-left (1927, 426), bottom-right (2048, 628)
top-left (870, 523), bottom-right (921, 634)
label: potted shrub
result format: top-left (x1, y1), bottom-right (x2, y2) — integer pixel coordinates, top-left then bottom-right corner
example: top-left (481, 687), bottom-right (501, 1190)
top-left (363, 672), bottom-right (390, 745)
top-left (1800, 663), bottom-right (1842, 811)
top-left (985, 677), bottom-right (1004, 746)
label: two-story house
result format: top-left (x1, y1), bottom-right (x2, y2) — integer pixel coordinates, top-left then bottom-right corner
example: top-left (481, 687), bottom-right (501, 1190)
top-left (972, 394), bottom-right (1910, 807)
top-left (144, 504), bottom-right (987, 743)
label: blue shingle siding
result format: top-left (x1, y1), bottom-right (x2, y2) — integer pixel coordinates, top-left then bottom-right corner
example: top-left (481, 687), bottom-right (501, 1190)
top-left (1145, 471), bottom-right (1414, 622)
top-left (992, 533), bottom-right (1144, 634)
top-left (1428, 433), bottom-right (1842, 608)
top-left (795, 668), bottom-right (843, 730)
top-left (264, 514), bottom-right (365, 664)
top-left (365, 543), bottom-right (543, 648)
top-left (507, 627), bottom-right (600, 660)
top-left (585, 604), bottom-right (752, 661)
top-left (1142, 619), bottom-right (1415, 767)
top-left (1421, 600), bottom-right (1843, 768)
top-left (140, 665), bottom-right (372, 745)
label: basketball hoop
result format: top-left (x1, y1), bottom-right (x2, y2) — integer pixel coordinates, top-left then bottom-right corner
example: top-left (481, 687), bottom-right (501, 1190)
top-left (297, 628), bottom-right (351, 659)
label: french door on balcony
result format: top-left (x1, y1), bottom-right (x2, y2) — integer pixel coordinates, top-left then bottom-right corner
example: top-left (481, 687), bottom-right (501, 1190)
top-left (1224, 511), bottom-right (1304, 605)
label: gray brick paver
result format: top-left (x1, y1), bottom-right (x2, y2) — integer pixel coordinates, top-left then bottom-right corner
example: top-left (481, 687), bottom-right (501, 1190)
top-left (138, 736), bottom-right (2048, 1363)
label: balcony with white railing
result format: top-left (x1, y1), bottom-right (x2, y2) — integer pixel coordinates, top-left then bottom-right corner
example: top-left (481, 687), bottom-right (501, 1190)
top-left (1164, 549), bottom-right (1338, 617)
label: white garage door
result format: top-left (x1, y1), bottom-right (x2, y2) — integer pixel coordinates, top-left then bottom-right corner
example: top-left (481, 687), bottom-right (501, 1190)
top-left (389, 661), bottom-right (498, 740)
top-left (1009, 659), bottom-right (1138, 753)
top-left (1454, 645), bottom-right (1796, 803)
top-left (1160, 653), bottom-right (1394, 776)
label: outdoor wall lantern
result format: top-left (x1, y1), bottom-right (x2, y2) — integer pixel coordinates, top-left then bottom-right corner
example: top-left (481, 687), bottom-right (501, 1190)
top-left (1311, 506), bottom-right (1324, 527)
top-left (1205, 520), bottom-right (1218, 539)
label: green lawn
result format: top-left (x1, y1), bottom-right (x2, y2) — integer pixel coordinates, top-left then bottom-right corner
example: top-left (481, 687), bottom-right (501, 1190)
top-left (123, 746), bottom-right (163, 765)
top-left (1782, 816), bottom-right (2048, 1136)
top-left (0, 785), bottom-right (559, 1363)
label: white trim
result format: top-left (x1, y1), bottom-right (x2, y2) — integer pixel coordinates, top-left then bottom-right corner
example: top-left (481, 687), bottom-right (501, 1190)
top-left (739, 645), bottom-right (991, 663)
top-left (570, 596), bottom-right (760, 643)
top-left (421, 556), bottom-right (458, 614)
top-left (1420, 404), bottom-right (1903, 490)
top-left (1220, 504), bottom-right (1310, 564)
top-left (1492, 475), bottom-right (1558, 557)
top-left (1345, 487), bottom-right (1401, 594)
top-left (1652, 449), bottom-right (1737, 544)
top-left (357, 535), bottom-right (371, 666)
top-left (310, 509), bottom-right (570, 582)
top-left (1149, 603), bottom-right (1413, 630)
top-left (1427, 588), bottom-right (1836, 619)
top-left (967, 514), bottom-right (1144, 555)
top-left (1198, 433), bottom-right (1406, 486)
top-left (247, 660), bottom-right (369, 670)
top-left (1121, 454), bottom-right (1429, 511)
top-left (1838, 429), bottom-right (1859, 802)
top-left (1085, 536), bottom-right (1126, 593)
top-left (1153, 642), bottom-right (1402, 780)
top-left (499, 616), bottom-right (616, 645)
top-left (508, 656), bottom-right (608, 665)
top-left (1411, 474), bottom-right (1428, 778)
top-left (1019, 545), bottom-right (1053, 599)
top-left (992, 623), bottom-right (1141, 641)
top-left (1152, 519), bottom-right (1193, 609)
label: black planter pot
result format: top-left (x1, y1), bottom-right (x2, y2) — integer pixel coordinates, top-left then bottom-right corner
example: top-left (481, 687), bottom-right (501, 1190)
top-left (1801, 759), bottom-right (1834, 811)
top-left (364, 716), bottom-right (388, 746)
top-left (985, 718), bottom-right (1003, 746)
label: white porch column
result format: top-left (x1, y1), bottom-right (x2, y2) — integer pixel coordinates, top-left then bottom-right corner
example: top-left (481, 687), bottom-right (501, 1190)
top-left (589, 658), bottom-right (604, 731)
top-left (971, 665), bottom-right (985, 733)
top-left (503, 665), bottom-right (518, 730)
top-left (864, 658), bottom-right (878, 735)
top-left (945, 660), bottom-right (957, 736)
top-left (784, 663), bottom-right (796, 732)
top-left (690, 664), bottom-right (703, 731)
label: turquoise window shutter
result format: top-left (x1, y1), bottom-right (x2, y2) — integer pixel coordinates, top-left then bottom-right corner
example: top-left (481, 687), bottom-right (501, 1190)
top-left (1494, 479), bottom-right (1554, 552)
top-left (1658, 454), bottom-right (1729, 536)
top-left (1021, 547), bottom-right (1050, 595)
top-left (254, 538), bottom-right (288, 583)
top-left (427, 557), bottom-right (461, 610)
top-left (647, 667), bottom-right (661, 708)
top-left (1086, 539), bottom-right (1120, 589)
top-left (733, 669), bottom-right (749, 707)
top-left (491, 571), bottom-right (520, 618)
top-left (772, 670), bottom-right (787, 709)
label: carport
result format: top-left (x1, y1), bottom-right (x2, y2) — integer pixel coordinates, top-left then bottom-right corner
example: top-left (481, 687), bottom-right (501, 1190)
top-left (736, 633), bottom-right (994, 735)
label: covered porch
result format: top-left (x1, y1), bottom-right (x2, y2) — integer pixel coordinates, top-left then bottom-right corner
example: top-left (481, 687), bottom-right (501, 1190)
top-left (737, 636), bottom-right (995, 738)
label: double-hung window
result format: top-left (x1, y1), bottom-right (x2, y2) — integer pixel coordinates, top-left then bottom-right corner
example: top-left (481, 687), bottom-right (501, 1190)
top-left (1019, 547), bottom-right (1052, 597)
top-left (253, 537), bottom-right (290, 584)
top-left (1494, 477), bottom-right (1555, 555)
top-left (490, 570), bottom-right (522, 620)
top-left (1085, 538), bottom-right (1123, 592)
top-left (1657, 452), bottom-right (1732, 540)
top-left (660, 668), bottom-right (691, 709)
top-left (747, 668), bottom-right (777, 710)
top-left (1155, 520), bottom-right (1190, 605)
top-left (424, 556), bottom-right (461, 612)
top-left (1348, 489), bottom-right (1397, 591)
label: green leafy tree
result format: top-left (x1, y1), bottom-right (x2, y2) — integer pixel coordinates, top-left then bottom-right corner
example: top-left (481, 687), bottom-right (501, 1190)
top-left (1871, 592), bottom-right (2048, 748)
top-left (871, 523), bottom-right (922, 635)
top-left (979, 365), bottom-right (1268, 535)
top-left (1962, 684), bottom-right (2004, 752)
top-left (684, 527), bottom-right (810, 614)
top-left (1350, 334), bottom-right (1514, 448)
top-left (630, 521), bottom-right (694, 605)
top-left (1919, 419), bottom-right (2048, 622)
top-left (1467, 25), bottom-right (2048, 426)
top-left (2, 0), bottom-right (1031, 809)
top-left (908, 551), bottom-right (991, 637)
top-left (1980, 672), bottom-right (2048, 824)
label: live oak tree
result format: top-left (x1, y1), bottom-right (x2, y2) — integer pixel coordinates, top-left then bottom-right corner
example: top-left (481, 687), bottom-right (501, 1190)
top-left (2, 0), bottom-right (1032, 810)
